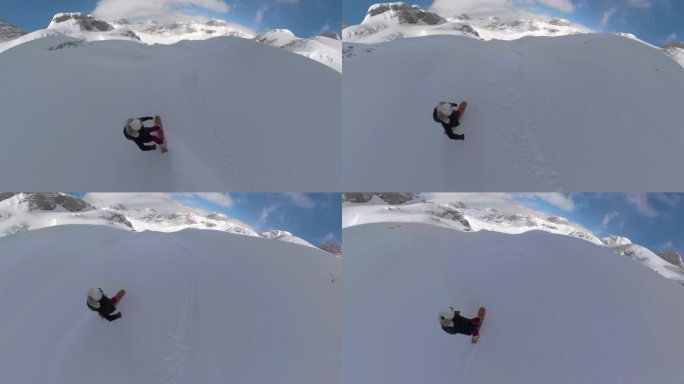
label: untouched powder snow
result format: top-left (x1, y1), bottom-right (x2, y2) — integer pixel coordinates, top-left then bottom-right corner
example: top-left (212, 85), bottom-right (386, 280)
top-left (344, 223), bottom-right (684, 384)
top-left (343, 33), bottom-right (684, 191)
top-left (0, 226), bottom-right (340, 384)
top-left (342, 198), bottom-right (684, 284)
top-left (0, 35), bottom-right (340, 191)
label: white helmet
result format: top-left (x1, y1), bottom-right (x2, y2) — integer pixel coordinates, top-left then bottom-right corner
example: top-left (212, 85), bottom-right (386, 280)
top-left (128, 118), bottom-right (142, 131)
top-left (435, 102), bottom-right (453, 124)
top-left (88, 288), bottom-right (103, 301)
top-left (439, 307), bottom-right (455, 327)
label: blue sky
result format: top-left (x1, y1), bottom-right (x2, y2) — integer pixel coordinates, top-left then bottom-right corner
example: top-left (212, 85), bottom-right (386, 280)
top-left (343, 0), bottom-right (683, 45)
top-left (70, 193), bottom-right (341, 246)
top-left (517, 193), bottom-right (683, 256)
top-left (2, 0), bottom-right (340, 37)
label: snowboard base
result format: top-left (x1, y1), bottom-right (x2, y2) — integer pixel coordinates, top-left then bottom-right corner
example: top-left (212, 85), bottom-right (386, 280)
top-left (154, 115), bottom-right (168, 154)
top-left (471, 306), bottom-right (485, 344)
top-left (456, 101), bottom-right (467, 118)
top-left (112, 289), bottom-right (126, 306)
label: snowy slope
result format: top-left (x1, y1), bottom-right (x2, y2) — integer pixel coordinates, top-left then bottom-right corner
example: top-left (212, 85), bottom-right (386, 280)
top-left (0, 35), bottom-right (340, 191)
top-left (343, 3), bottom-right (589, 44)
top-left (343, 33), bottom-right (684, 191)
top-left (256, 29), bottom-right (342, 72)
top-left (0, 193), bottom-right (318, 250)
top-left (344, 223), bottom-right (684, 384)
top-left (342, 198), bottom-right (684, 284)
top-left (0, 226), bottom-right (340, 384)
top-left (664, 41), bottom-right (684, 68)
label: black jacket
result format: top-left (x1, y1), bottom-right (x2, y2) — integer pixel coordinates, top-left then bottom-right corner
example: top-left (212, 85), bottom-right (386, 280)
top-left (123, 117), bottom-right (157, 151)
top-left (433, 103), bottom-right (462, 140)
top-left (441, 311), bottom-right (476, 335)
top-left (87, 295), bottom-right (120, 321)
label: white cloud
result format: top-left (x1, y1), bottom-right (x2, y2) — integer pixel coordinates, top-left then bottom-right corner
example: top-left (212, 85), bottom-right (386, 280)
top-left (429, 0), bottom-right (575, 19)
top-left (666, 32), bottom-right (678, 42)
top-left (519, 193), bottom-right (575, 211)
top-left (622, 0), bottom-right (652, 8)
top-left (320, 232), bottom-right (337, 243)
top-left (255, 5), bottom-right (268, 24)
top-left (600, 7), bottom-right (617, 30)
top-left (254, 0), bottom-right (300, 26)
top-left (192, 193), bottom-right (233, 208)
top-left (659, 240), bottom-right (675, 251)
top-left (600, 211), bottom-right (620, 229)
top-left (256, 205), bottom-right (277, 227)
top-left (317, 23), bottom-right (332, 35)
top-left (626, 193), bottom-right (659, 217)
top-left (83, 193), bottom-right (203, 213)
top-left (282, 193), bottom-right (315, 208)
top-left (92, 0), bottom-right (230, 22)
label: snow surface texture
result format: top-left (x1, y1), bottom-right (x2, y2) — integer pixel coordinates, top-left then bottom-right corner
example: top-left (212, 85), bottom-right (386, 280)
top-left (0, 35), bottom-right (340, 191)
top-left (0, 226), bottom-right (340, 384)
top-left (0, 13), bottom-right (341, 71)
top-left (344, 223), bottom-right (684, 384)
top-left (343, 33), bottom-right (684, 191)
top-left (0, 193), bottom-right (319, 250)
top-left (342, 199), bottom-right (684, 284)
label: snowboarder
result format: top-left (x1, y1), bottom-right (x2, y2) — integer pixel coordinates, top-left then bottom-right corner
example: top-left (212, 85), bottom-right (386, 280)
top-left (433, 102), bottom-right (465, 140)
top-left (87, 288), bottom-right (122, 321)
top-left (439, 306), bottom-right (481, 336)
top-left (123, 117), bottom-right (165, 151)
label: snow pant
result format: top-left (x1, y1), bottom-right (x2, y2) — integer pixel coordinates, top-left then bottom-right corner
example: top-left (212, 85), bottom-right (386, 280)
top-left (133, 127), bottom-right (163, 151)
top-left (442, 316), bottom-right (481, 335)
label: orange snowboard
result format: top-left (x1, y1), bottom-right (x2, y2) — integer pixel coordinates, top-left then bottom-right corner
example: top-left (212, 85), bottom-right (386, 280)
top-left (154, 115), bottom-right (168, 154)
top-left (471, 306), bottom-right (485, 344)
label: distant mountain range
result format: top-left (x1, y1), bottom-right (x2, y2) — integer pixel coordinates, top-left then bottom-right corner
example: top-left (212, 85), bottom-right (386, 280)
top-left (342, 193), bottom-right (684, 285)
top-left (0, 13), bottom-right (341, 71)
top-left (0, 193), bottom-right (340, 255)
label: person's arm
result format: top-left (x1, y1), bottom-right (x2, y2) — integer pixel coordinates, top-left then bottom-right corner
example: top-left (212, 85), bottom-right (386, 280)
top-left (442, 124), bottom-right (462, 140)
top-left (135, 140), bottom-right (157, 151)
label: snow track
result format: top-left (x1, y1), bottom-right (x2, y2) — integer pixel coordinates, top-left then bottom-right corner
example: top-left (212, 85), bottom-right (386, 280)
top-left (0, 226), bottom-right (340, 384)
top-left (343, 34), bottom-right (684, 191)
top-left (0, 36), bottom-right (341, 191)
top-left (344, 223), bottom-right (684, 384)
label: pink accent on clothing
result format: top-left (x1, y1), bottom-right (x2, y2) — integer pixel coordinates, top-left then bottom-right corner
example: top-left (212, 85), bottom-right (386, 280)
top-left (111, 297), bottom-right (118, 305)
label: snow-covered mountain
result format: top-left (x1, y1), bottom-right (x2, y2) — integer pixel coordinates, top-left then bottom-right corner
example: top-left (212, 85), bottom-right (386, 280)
top-left (343, 2), bottom-right (589, 43)
top-left (0, 32), bottom-right (340, 191)
top-left (342, 196), bottom-right (684, 285)
top-left (343, 32), bottom-right (684, 191)
top-left (317, 242), bottom-right (343, 255)
top-left (110, 18), bottom-right (253, 44)
top-left (0, 225), bottom-right (340, 384)
top-left (0, 13), bottom-right (340, 71)
top-left (256, 29), bottom-right (341, 72)
top-left (0, 19), bottom-right (25, 41)
top-left (0, 193), bottom-right (322, 251)
top-left (344, 2), bottom-right (684, 70)
top-left (664, 41), bottom-right (684, 68)
top-left (344, 223), bottom-right (684, 383)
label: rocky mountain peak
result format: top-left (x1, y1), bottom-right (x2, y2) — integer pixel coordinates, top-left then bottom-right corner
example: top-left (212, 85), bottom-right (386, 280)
top-left (0, 193), bottom-right (91, 212)
top-left (0, 19), bottom-right (26, 41)
top-left (49, 13), bottom-right (114, 32)
top-left (343, 193), bottom-right (417, 205)
top-left (317, 242), bottom-right (342, 255)
top-left (658, 250), bottom-right (683, 268)
top-left (322, 31), bottom-right (340, 40)
top-left (366, 3), bottom-right (446, 25)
